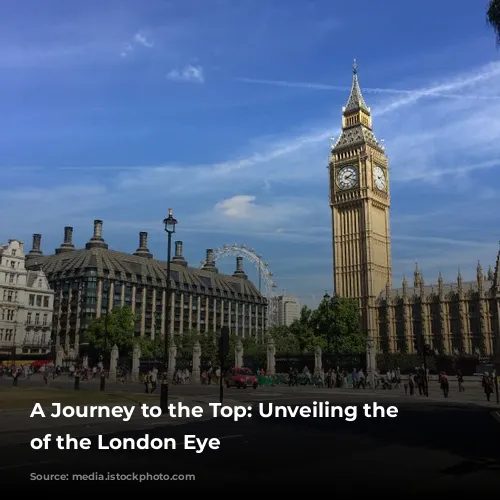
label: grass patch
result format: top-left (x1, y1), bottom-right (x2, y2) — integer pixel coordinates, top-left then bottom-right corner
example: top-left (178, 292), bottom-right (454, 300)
top-left (0, 387), bottom-right (157, 410)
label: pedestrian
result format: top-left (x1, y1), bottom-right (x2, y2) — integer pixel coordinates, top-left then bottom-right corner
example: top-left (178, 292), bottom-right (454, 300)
top-left (440, 372), bottom-right (449, 398)
top-left (456, 369), bottom-right (465, 392)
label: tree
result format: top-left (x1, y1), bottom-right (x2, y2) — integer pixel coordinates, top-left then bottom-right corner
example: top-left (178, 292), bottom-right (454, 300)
top-left (137, 336), bottom-right (164, 359)
top-left (267, 324), bottom-right (301, 354)
top-left (85, 307), bottom-right (139, 358)
top-left (487, 0), bottom-right (500, 45)
top-left (309, 296), bottom-right (365, 354)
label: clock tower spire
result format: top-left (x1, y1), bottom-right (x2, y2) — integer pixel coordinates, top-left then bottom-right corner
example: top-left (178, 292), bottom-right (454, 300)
top-left (329, 60), bottom-right (392, 342)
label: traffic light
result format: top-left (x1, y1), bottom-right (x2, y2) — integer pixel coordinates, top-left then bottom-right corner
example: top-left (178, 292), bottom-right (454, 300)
top-left (219, 326), bottom-right (230, 361)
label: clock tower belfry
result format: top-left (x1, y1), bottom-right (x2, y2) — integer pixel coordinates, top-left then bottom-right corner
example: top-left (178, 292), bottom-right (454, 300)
top-left (329, 60), bottom-right (392, 337)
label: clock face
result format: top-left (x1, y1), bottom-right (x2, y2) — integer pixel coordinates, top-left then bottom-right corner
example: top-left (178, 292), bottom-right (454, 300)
top-left (337, 166), bottom-right (358, 190)
top-left (373, 165), bottom-right (386, 191)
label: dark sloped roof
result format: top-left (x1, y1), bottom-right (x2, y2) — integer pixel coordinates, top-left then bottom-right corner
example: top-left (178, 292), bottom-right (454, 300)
top-left (26, 247), bottom-right (264, 302)
top-left (333, 125), bottom-right (383, 152)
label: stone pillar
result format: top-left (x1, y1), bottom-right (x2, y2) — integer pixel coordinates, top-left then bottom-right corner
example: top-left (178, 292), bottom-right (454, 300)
top-left (266, 336), bottom-right (276, 376)
top-left (96, 279), bottom-right (103, 318)
top-left (131, 285), bottom-right (136, 314)
top-left (120, 282), bottom-right (125, 307)
top-left (235, 338), bottom-right (243, 368)
top-left (56, 346), bottom-right (64, 366)
top-left (192, 341), bottom-right (201, 384)
top-left (180, 294), bottom-right (184, 334)
top-left (108, 344), bottom-right (119, 382)
top-left (108, 281), bottom-right (115, 312)
top-left (205, 297), bottom-right (209, 333)
top-left (132, 343), bottom-right (141, 382)
top-left (140, 287), bottom-right (146, 336)
top-left (314, 346), bottom-right (322, 376)
top-left (82, 355), bottom-right (89, 368)
top-left (167, 342), bottom-right (177, 381)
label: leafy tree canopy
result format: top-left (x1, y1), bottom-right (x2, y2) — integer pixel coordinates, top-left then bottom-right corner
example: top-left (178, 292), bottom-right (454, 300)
top-left (85, 307), bottom-right (139, 357)
top-left (265, 299), bottom-right (364, 355)
top-left (488, 0), bottom-right (500, 45)
top-left (309, 296), bottom-right (365, 354)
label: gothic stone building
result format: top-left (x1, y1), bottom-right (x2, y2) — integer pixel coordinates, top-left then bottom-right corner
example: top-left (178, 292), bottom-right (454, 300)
top-left (329, 62), bottom-right (498, 357)
top-left (24, 220), bottom-right (266, 354)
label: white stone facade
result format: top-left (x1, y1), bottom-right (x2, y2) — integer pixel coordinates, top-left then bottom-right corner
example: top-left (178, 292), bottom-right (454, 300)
top-left (273, 295), bottom-right (300, 327)
top-left (0, 240), bottom-right (54, 356)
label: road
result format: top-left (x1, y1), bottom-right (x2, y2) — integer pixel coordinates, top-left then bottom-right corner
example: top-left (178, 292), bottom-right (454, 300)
top-left (0, 392), bottom-right (499, 491)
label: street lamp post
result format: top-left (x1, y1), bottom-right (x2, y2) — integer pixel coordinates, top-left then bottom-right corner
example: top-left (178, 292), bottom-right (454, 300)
top-left (160, 208), bottom-right (178, 413)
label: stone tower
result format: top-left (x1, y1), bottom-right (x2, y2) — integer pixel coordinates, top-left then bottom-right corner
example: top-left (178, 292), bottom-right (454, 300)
top-left (329, 60), bottom-right (392, 338)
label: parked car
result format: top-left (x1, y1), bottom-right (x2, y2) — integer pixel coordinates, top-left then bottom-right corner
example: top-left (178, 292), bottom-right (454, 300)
top-left (225, 367), bottom-right (258, 389)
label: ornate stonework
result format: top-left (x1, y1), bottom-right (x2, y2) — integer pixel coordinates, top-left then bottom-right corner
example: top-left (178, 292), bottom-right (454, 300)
top-left (329, 62), bottom-right (499, 357)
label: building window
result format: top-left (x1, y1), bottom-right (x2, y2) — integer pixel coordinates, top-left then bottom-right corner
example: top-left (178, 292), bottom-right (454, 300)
top-left (9, 273), bottom-right (15, 283)
top-left (7, 291), bottom-right (12, 302)
top-left (7, 310), bottom-right (14, 321)
top-left (29, 294), bottom-right (35, 306)
top-left (43, 314), bottom-right (48, 326)
top-left (38, 279), bottom-right (43, 288)
top-left (27, 312), bottom-right (32, 324)
top-left (36, 295), bottom-right (42, 307)
top-left (10, 261), bottom-right (15, 268)
top-left (35, 313), bottom-right (40, 325)
top-left (43, 296), bottom-right (49, 308)
top-left (11, 249), bottom-right (16, 256)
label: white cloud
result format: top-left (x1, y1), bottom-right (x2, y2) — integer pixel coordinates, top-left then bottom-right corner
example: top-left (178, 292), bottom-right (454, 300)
top-left (213, 194), bottom-right (312, 227)
top-left (120, 43), bottom-right (133, 58)
top-left (166, 65), bottom-right (205, 83)
top-left (133, 32), bottom-right (154, 48)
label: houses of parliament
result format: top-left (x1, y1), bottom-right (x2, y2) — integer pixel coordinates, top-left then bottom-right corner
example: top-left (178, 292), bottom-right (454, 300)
top-left (329, 61), bottom-right (499, 358)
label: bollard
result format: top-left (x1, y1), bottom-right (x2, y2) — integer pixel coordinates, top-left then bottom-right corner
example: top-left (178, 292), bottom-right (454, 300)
top-left (100, 375), bottom-right (106, 392)
top-left (74, 375), bottom-right (80, 390)
top-left (160, 381), bottom-right (169, 414)
top-left (13, 376), bottom-right (18, 387)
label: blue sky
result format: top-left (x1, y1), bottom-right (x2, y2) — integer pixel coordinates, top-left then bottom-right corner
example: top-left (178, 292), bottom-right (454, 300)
top-left (1, 0), bottom-right (500, 307)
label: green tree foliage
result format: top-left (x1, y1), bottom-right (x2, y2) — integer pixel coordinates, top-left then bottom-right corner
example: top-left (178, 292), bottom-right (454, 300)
top-left (487, 0), bottom-right (500, 45)
top-left (309, 296), bottom-right (365, 354)
top-left (264, 299), bottom-right (364, 355)
top-left (85, 307), bottom-right (139, 357)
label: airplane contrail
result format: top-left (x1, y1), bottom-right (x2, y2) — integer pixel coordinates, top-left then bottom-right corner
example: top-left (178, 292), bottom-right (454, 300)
top-left (235, 72), bottom-right (500, 101)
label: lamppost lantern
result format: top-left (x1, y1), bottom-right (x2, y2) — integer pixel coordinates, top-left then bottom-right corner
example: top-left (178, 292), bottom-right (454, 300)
top-left (323, 291), bottom-right (330, 301)
top-left (163, 208), bottom-right (177, 234)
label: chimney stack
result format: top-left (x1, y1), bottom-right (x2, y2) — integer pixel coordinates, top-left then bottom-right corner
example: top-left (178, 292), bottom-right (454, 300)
top-left (94, 220), bottom-right (103, 239)
top-left (133, 231), bottom-right (152, 259)
top-left (233, 256), bottom-right (248, 279)
top-left (172, 241), bottom-right (187, 267)
top-left (85, 219), bottom-right (108, 250)
top-left (56, 226), bottom-right (75, 254)
top-left (27, 233), bottom-right (43, 258)
top-left (202, 248), bottom-right (218, 273)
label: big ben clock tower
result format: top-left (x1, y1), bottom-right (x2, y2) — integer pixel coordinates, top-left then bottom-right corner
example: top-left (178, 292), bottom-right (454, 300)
top-left (329, 61), bottom-right (392, 338)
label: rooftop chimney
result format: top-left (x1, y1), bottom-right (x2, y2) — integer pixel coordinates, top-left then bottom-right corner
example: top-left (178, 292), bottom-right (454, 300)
top-left (172, 241), bottom-right (187, 267)
top-left (133, 232), bottom-right (153, 259)
top-left (55, 226), bottom-right (75, 254)
top-left (27, 233), bottom-right (43, 259)
top-left (202, 248), bottom-right (218, 273)
top-left (85, 219), bottom-right (108, 250)
top-left (233, 256), bottom-right (248, 279)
